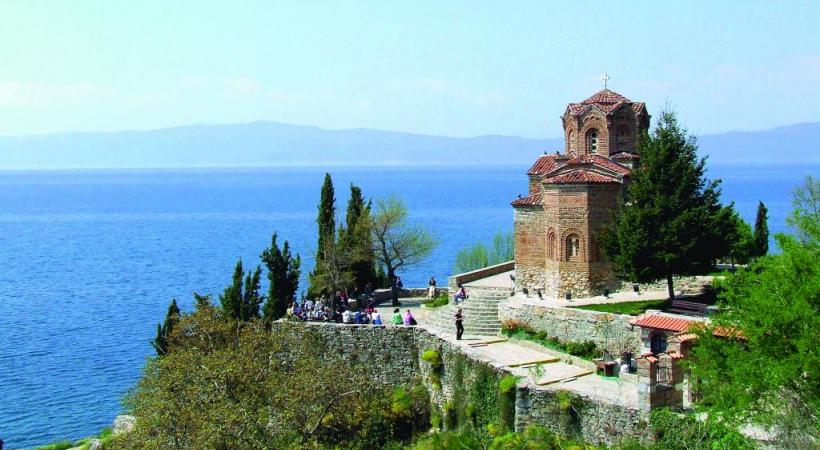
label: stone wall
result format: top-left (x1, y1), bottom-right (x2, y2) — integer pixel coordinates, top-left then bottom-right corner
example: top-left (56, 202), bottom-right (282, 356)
top-left (516, 385), bottom-right (650, 447)
top-left (448, 260), bottom-right (515, 290)
top-left (499, 301), bottom-right (642, 354)
top-left (274, 322), bottom-right (649, 446)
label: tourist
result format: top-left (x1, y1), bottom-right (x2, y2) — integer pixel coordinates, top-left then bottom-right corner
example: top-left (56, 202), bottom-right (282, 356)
top-left (293, 303), bottom-right (303, 320)
top-left (342, 308), bottom-right (354, 324)
top-left (396, 276), bottom-right (404, 289)
top-left (372, 309), bottom-right (382, 325)
top-left (391, 308), bottom-right (403, 325)
top-left (304, 297), bottom-right (314, 312)
top-left (286, 302), bottom-right (295, 319)
top-left (455, 308), bottom-right (464, 340)
top-left (403, 309), bottom-right (416, 326)
top-left (428, 276), bottom-right (437, 298)
top-left (354, 309), bottom-right (364, 324)
top-left (454, 283), bottom-right (467, 304)
top-left (364, 282), bottom-right (373, 298)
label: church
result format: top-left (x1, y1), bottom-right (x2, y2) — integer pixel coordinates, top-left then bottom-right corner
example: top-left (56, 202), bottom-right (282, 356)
top-left (512, 87), bottom-right (650, 298)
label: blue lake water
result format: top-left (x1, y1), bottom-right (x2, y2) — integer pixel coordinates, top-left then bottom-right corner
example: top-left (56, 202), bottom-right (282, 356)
top-left (0, 164), bottom-right (815, 449)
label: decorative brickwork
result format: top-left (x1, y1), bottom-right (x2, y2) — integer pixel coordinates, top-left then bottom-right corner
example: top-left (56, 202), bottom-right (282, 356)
top-left (513, 89), bottom-right (650, 297)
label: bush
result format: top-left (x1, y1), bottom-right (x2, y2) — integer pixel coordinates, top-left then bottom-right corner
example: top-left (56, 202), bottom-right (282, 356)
top-left (35, 442), bottom-right (74, 450)
top-left (648, 409), bottom-right (755, 450)
top-left (498, 375), bottom-right (518, 394)
top-left (422, 293), bottom-right (449, 308)
top-left (421, 348), bottom-right (442, 368)
top-left (501, 324), bottom-right (601, 360)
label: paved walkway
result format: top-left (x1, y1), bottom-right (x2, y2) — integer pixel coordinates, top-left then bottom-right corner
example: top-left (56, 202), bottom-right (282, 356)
top-left (426, 328), bottom-right (640, 409)
top-left (463, 270), bottom-right (516, 289)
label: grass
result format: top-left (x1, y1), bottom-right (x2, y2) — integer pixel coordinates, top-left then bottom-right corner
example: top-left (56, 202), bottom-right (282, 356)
top-left (422, 293), bottom-right (449, 308)
top-left (35, 427), bottom-right (114, 450)
top-left (572, 299), bottom-right (669, 316)
top-left (500, 323), bottom-right (601, 361)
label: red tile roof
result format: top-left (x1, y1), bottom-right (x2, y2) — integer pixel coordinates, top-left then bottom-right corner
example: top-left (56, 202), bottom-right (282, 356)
top-left (527, 153), bottom-right (569, 175)
top-left (511, 193), bottom-right (542, 207)
top-left (563, 154), bottom-right (631, 176)
top-left (631, 314), bottom-right (700, 333)
top-left (542, 170), bottom-right (621, 185)
top-left (566, 89), bottom-right (646, 117)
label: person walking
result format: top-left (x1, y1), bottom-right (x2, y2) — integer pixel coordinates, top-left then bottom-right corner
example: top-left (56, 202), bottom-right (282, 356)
top-left (455, 308), bottom-right (464, 340)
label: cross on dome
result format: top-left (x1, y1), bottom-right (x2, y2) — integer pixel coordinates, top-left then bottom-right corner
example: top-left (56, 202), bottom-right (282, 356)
top-left (600, 73), bottom-right (610, 89)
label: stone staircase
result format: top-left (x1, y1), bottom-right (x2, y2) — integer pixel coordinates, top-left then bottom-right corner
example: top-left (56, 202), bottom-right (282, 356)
top-left (425, 287), bottom-right (512, 336)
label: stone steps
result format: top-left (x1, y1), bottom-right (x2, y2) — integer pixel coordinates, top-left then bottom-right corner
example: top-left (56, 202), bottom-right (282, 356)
top-left (424, 294), bottom-right (506, 336)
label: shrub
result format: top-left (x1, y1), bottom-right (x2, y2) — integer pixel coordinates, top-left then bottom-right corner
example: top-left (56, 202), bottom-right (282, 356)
top-left (422, 293), bottom-right (449, 308)
top-left (35, 441), bottom-right (74, 450)
top-left (498, 374), bottom-right (518, 394)
top-left (421, 348), bottom-right (442, 368)
top-left (391, 387), bottom-right (413, 417)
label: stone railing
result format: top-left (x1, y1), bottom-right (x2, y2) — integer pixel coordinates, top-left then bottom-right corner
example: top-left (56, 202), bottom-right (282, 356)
top-left (448, 260), bottom-right (515, 290)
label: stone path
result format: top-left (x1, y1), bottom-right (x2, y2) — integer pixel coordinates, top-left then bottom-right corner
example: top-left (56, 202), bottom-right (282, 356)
top-left (427, 328), bottom-right (640, 409)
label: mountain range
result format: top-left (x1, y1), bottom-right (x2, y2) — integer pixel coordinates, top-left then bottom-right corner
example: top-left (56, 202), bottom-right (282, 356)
top-left (0, 120), bottom-right (818, 170)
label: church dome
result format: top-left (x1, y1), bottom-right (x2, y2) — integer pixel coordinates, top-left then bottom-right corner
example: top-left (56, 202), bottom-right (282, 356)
top-left (581, 88), bottom-right (631, 105)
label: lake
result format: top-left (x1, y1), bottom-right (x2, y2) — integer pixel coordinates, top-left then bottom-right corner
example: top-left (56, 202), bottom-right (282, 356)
top-left (0, 164), bottom-right (814, 449)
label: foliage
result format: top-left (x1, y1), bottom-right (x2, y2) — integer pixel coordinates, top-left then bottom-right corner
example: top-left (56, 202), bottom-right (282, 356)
top-left (421, 348), bottom-right (442, 369)
top-left (218, 259), bottom-right (263, 321)
top-left (411, 424), bottom-right (599, 450)
top-left (501, 322), bottom-right (601, 360)
top-left (369, 195), bottom-right (436, 305)
top-left (498, 375), bottom-right (518, 432)
top-left (309, 172), bottom-right (337, 298)
top-left (645, 409), bottom-right (754, 450)
top-left (602, 111), bottom-right (735, 299)
top-left (112, 305), bottom-right (429, 450)
top-left (725, 207), bottom-right (755, 266)
top-left (689, 178), bottom-right (819, 447)
top-left (34, 441), bottom-right (74, 450)
top-left (260, 233), bottom-right (301, 322)
top-left (498, 375), bottom-right (518, 394)
top-left (151, 298), bottom-right (180, 356)
top-left (752, 200), bottom-right (769, 257)
top-left (422, 292), bottom-right (449, 308)
top-left (573, 299), bottom-right (669, 316)
top-left (338, 183), bottom-right (379, 289)
top-left (454, 231), bottom-right (514, 273)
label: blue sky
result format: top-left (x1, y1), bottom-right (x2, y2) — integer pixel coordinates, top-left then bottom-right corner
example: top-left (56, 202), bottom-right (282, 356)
top-left (0, 1), bottom-right (818, 138)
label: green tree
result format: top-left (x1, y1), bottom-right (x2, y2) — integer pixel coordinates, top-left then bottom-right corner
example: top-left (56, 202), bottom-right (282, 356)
top-left (308, 173), bottom-right (337, 298)
top-left (151, 298), bottom-right (181, 356)
top-left (369, 195), bottom-right (437, 305)
top-left (219, 259), bottom-right (263, 321)
top-left (727, 209), bottom-right (754, 267)
top-left (602, 111), bottom-right (731, 299)
top-left (454, 231), bottom-right (514, 273)
top-left (338, 184), bottom-right (378, 289)
top-left (752, 201), bottom-right (769, 257)
top-left (261, 233), bottom-right (301, 323)
top-left (690, 179), bottom-right (819, 448)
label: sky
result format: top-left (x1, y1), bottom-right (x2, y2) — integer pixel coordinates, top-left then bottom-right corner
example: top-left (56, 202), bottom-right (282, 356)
top-left (0, 1), bottom-right (819, 138)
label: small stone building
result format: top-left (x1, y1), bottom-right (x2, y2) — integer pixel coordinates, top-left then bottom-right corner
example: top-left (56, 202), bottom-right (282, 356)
top-left (512, 89), bottom-right (650, 297)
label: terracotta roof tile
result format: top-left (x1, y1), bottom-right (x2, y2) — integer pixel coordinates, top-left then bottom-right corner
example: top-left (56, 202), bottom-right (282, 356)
top-left (582, 89), bottom-right (631, 105)
top-left (542, 170), bottom-right (621, 185)
top-left (631, 314), bottom-right (700, 333)
top-left (563, 154), bottom-right (631, 176)
top-left (511, 193), bottom-right (542, 207)
top-left (527, 154), bottom-right (568, 175)
top-left (566, 89), bottom-right (646, 117)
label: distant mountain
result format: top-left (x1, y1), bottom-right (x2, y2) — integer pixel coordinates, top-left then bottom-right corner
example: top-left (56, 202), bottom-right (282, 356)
top-left (0, 120), bottom-right (817, 170)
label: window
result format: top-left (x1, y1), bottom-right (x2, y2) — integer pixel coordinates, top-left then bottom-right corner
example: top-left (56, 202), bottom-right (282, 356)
top-left (547, 231), bottom-right (556, 260)
top-left (650, 333), bottom-right (668, 354)
top-left (587, 129), bottom-right (598, 154)
top-left (565, 234), bottom-right (580, 261)
top-left (616, 126), bottom-right (630, 152)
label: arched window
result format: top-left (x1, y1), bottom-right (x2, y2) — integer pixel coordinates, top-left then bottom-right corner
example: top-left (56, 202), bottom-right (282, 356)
top-left (650, 333), bottom-right (668, 354)
top-left (616, 126), bottom-right (630, 152)
top-left (586, 129), bottom-right (598, 154)
top-left (565, 234), bottom-right (580, 261)
top-left (547, 231), bottom-right (556, 260)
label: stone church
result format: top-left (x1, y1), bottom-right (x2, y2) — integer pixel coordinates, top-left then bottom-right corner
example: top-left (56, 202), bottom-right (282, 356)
top-left (512, 88), bottom-right (650, 298)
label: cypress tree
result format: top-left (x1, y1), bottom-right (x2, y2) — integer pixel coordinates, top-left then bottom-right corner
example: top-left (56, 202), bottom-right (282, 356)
top-left (220, 259), bottom-right (245, 320)
top-left (753, 201), bottom-right (769, 257)
top-left (339, 184), bottom-right (377, 289)
top-left (309, 173), bottom-right (336, 297)
top-left (151, 298), bottom-right (181, 356)
top-left (261, 233), bottom-right (301, 322)
top-left (241, 265), bottom-right (263, 321)
top-left (602, 111), bottom-right (731, 299)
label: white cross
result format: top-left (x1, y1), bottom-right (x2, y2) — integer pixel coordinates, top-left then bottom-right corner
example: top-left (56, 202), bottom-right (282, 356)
top-left (600, 73), bottom-right (610, 89)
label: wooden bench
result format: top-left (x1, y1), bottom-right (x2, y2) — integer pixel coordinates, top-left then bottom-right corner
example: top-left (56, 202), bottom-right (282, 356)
top-left (667, 300), bottom-right (708, 316)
